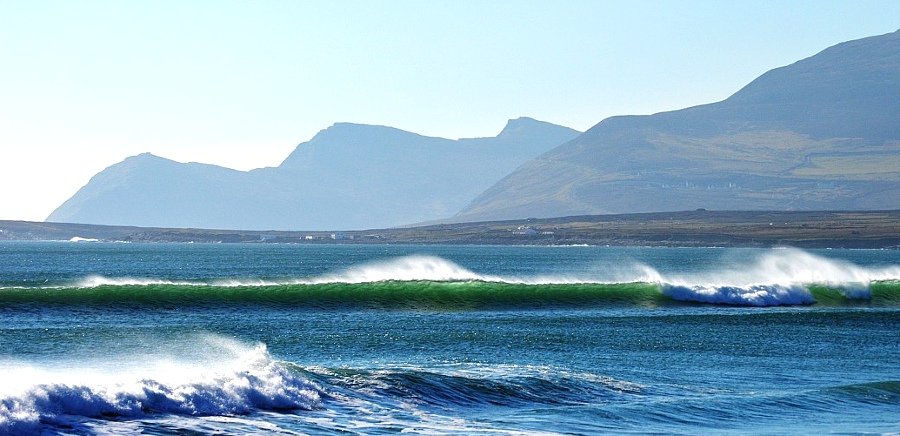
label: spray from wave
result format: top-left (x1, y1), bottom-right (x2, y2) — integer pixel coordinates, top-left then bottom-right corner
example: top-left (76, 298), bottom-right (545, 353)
top-left (9, 250), bottom-right (900, 307)
top-left (75, 275), bottom-right (198, 288)
top-left (647, 248), bottom-right (900, 305)
top-left (53, 255), bottom-right (634, 289)
top-left (310, 255), bottom-right (497, 283)
top-left (0, 335), bottom-right (320, 434)
top-left (42, 256), bottom-right (498, 289)
top-left (315, 250), bottom-right (900, 306)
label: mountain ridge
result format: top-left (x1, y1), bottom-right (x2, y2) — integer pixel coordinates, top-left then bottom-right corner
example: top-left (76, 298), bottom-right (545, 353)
top-left (48, 118), bottom-right (580, 230)
top-left (47, 30), bottom-right (900, 230)
top-left (451, 29), bottom-right (900, 223)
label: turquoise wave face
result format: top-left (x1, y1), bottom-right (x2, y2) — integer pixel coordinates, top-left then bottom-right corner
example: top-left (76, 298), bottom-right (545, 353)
top-left (3, 244), bottom-right (898, 308)
top-left (1, 280), bottom-right (898, 308)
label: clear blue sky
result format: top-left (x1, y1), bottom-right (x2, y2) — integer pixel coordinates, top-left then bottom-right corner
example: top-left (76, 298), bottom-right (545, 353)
top-left (1, 0), bottom-right (899, 221)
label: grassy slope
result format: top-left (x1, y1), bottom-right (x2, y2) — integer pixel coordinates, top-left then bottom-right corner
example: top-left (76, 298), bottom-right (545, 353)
top-left (454, 30), bottom-right (900, 222)
top-left (4, 210), bottom-right (899, 248)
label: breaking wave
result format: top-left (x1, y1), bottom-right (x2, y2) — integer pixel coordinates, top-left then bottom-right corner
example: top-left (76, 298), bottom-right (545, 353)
top-left (0, 250), bottom-right (898, 308)
top-left (0, 336), bottom-right (321, 434)
top-left (649, 248), bottom-right (898, 305)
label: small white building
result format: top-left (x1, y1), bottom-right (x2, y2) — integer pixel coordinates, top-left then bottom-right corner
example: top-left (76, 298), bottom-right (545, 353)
top-left (513, 226), bottom-right (538, 236)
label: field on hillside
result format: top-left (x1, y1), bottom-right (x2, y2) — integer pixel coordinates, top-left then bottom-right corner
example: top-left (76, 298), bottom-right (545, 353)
top-left (4, 210), bottom-right (899, 248)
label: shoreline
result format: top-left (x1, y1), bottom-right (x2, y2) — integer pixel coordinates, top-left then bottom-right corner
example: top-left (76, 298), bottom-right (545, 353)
top-left (2, 210), bottom-right (899, 249)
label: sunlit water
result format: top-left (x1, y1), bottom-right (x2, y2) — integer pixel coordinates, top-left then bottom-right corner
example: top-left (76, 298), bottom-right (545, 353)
top-left (1, 242), bottom-right (898, 434)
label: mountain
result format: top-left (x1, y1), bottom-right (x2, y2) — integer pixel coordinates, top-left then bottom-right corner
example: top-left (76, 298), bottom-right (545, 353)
top-left (453, 30), bottom-right (900, 222)
top-left (47, 118), bottom-right (579, 230)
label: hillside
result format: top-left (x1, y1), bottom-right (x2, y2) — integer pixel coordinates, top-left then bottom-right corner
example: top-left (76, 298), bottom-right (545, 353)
top-left (454, 30), bottom-right (900, 222)
top-left (47, 118), bottom-right (579, 230)
top-left (7, 210), bottom-right (900, 248)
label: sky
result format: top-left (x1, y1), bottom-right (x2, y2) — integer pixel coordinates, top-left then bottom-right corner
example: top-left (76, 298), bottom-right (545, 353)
top-left (1, 1), bottom-right (899, 221)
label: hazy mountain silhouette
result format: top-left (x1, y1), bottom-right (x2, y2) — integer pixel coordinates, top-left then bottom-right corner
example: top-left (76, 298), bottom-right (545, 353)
top-left (47, 118), bottom-right (579, 230)
top-left (452, 29), bottom-right (900, 222)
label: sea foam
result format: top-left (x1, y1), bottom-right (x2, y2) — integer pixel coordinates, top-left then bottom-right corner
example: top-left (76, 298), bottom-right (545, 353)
top-left (661, 284), bottom-right (815, 306)
top-left (312, 255), bottom-right (496, 284)
top-left (0, 336), bottom-right (320, 433)
top-left (651, 248), bottom-right (900, 305)
top-left (74, 275), bottom-right (197, 288)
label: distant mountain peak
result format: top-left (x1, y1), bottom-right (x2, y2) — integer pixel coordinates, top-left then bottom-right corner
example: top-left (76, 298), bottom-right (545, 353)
top-left (119, 152), bottom-right (176, 167)
top-left (324, 122), bottom-right (404, 132)
top-left (497, 117), bottom-right (579, 140)
top-left (129, 152), bottom-right (161, 160)
top-left (50, 117), bottom-right (580, 230)
top-left (306, 122), bottom-right (429, 146)
top-left (505, 116), bottom-right (539, 125)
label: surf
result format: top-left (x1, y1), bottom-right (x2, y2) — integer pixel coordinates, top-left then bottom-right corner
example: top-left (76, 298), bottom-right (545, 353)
top-left (1, 280), bottom-right (898, 309)
top-left (1, 249), bottom-right (898, 308)
top-left (0, 336), bottom-right (321, 434)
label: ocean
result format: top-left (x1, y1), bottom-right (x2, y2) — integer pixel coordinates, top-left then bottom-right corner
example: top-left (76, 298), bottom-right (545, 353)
top-left (0, 241), bottom-right (898, 435)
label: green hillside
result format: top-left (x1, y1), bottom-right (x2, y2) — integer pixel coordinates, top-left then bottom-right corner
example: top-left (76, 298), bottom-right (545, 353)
top-left (454, 30), bottom-right (900, 222)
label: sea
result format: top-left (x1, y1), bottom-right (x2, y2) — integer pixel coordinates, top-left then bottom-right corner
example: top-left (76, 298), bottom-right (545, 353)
top-left (0, 241), bottom-right (898, 435)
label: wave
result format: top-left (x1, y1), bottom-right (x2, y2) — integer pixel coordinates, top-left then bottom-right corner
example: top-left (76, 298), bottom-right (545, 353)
top-left (306, 364), bottom-right (643, 409)
top-left (0, 280), bottom-right (898, 309)
top-left (0, 355), bottom-right (643, 434)
top-left (821, 380), bottom-right (900, 404)
top-left (643, 248), bottom-right (900, 288)
top-left (591, 379), bottom-right (900, 433)
top-left (75, 275), bottom-right (200, 287)
top-left (0, 336), bottom-right (321, 434)
top-left (642, 248), bottom-right (899, 305)
top-left (661, 284), bottom-right (817, 306)
top-left (1, 250), bottom-right (898, 308)
top-left (2, 333), bottom-right (897, 434)
top-left (35, 250), bottom-right (900, 288)
top-left (309, 370), bottom-right (898, 434)
top-left (312, 255), bottom-right (498, 283)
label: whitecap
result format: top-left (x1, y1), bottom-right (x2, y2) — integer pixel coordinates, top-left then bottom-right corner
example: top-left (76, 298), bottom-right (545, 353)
top-left (0, 336), bottom-right (321, 433)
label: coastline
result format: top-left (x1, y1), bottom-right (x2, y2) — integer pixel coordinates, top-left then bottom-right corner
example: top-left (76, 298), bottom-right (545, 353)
top-left (3, 210), bottom-right (899, 248)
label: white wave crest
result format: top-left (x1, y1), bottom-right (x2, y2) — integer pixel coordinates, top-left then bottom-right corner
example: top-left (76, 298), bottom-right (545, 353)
top-left (649, 248), bottom-right (900, 306)
top-left (54, 250), bottom-right (900, 304)
top-left (0, 336), bottom-right (320, 433)
top-left (67, 276), bottom-right (289, 288)
top-left (65, 257), bottom-right (503, 288)
top-left (209, 278), bottom-right (287, 287)
top-left (310, 255), bottom-right (499, 284)
top-left (309, 255), bottom-right (613, 285)
top-left (74, 275), bottom-right (198, 287)
top-left (661, 284), bottom-right (815, 306)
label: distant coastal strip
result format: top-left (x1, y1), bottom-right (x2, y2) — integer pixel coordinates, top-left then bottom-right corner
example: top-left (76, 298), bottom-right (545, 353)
top-left (3, 210), bottom-right (899, 248)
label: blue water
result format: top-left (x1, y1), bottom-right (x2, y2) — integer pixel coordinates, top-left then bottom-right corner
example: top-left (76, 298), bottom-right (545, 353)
top-left (0, 242), bottom-right (898, 434)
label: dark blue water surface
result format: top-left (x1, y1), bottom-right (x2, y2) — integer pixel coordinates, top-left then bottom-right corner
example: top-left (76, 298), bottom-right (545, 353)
top-left (0, 242), bottom-right (898, 434)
